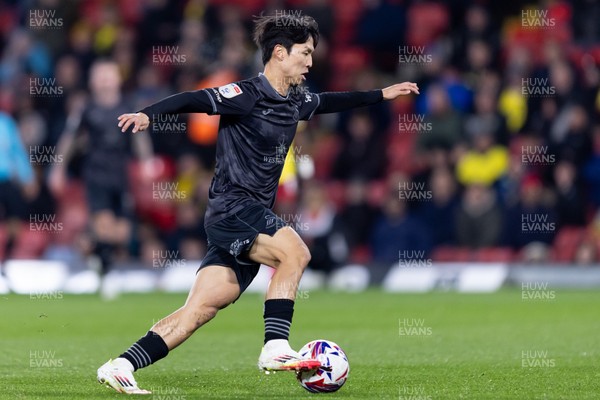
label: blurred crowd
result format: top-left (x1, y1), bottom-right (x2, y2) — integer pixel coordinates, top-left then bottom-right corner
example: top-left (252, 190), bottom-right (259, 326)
top-left (1, 0), bottom-right (600, 272)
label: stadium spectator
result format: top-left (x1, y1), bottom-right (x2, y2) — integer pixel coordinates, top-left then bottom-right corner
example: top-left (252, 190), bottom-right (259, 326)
top-left (418, 167), bottom-right (459, 246)
top-left (332, 179), bottom-right (377, 252)
top-left (552, 160), bottom-right (586, 228)
top-left (370, 190), bottom-right (432, 266)
top-left (503, 174), bottom-right (557, 250)
top-left (456, 129), bottom-right (509, 187)
top-left (573, 241), bottom-right (597, 265)
top-left (297, 182), bottom-right (339, 273)
top-left (49, 60), bottom-right (153, 279)
top-left (331, 110), bottom-right (386, 181)
top-left (455, 183), bottom-right (503, 249)
top-left (416, 83), bottom-right (463, 153)
top-left (583, 125), bottom-right (600, 208)
top-left (0, 111), bottom-right (35, 260)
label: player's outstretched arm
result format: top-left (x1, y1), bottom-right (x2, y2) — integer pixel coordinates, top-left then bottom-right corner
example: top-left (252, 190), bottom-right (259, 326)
top-left (313, 82), bottom-right (419, 116)
top-left (118, 90), bottom-right (214, 133)
top-left (118, 85), bottom-right (256, 133)
top-left (381, 82), bottom-right (420, 100)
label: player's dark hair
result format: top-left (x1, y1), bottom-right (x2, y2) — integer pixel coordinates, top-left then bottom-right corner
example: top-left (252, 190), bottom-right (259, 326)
top-left (253, 13), bottom-right (320, 65)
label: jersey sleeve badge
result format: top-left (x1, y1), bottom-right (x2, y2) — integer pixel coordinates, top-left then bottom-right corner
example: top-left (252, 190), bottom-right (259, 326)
top-left (218, 83), bottom-right (243, 99)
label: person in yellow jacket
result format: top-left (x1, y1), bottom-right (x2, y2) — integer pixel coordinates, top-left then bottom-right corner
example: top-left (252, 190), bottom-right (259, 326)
top-left (456, 130), bottom-right (509, 186)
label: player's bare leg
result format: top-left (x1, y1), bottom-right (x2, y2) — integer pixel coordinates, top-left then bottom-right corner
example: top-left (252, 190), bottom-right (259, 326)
top-left (248, 227), bottom-right (320, 372)
top-left (97, 265), bottom-right (240, 394)
top-left (150, 265), bottom-right (240, 349)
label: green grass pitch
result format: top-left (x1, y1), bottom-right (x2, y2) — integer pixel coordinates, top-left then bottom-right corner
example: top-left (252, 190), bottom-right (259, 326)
top-left (1, 289), bottom-right (599, 399)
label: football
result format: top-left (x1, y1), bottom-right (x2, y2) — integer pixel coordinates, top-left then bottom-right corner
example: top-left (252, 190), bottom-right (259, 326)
top-left (296, 340), bottom-right (349, 393)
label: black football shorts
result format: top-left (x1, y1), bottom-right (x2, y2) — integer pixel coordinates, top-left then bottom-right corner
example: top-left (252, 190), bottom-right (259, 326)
top-left (198, 202), bottom-right (287, 296)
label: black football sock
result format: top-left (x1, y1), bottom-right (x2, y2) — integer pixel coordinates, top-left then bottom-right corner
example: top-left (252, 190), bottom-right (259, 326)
top-left (119, 331), bottom-right (169, 371)
top-left (263, 299), bottom-right (294, 344)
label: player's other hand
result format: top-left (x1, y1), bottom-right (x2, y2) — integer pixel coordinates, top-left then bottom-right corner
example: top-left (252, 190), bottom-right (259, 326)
top-left (117, 112), bottom-right (149, 133)
top-left (382, 82), bottom-right (419, 100)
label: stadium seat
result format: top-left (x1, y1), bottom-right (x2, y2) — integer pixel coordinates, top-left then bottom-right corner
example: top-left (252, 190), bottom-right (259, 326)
top-left (10, 227), bottom-right (50, 259)
top-left (552, 226), bottom-right (587, 262)
top-left (431, 246), bottom-right (472, 262)
top-left (406, 2), bottom-right (449, 47)
top-left (312, 134), bottom-right (342, 180)
top-left (325, 181), bottom-right (347, 211)
top-left (474, 247), bottom-right (515, 263)
top-left (349, 245), bottom-right (371, 265)
top-left (366, 180), bottom-right (386, 208)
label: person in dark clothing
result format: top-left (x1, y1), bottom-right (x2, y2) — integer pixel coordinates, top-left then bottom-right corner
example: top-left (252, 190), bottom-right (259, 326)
top-left (96, 13), bottom-right (419, 394)
top-left (370, 192), bottom-right (432, 266)
top-left (49, 60), bottom-right (153, 277)
top-left (331, 110), bottom-right (386, 181)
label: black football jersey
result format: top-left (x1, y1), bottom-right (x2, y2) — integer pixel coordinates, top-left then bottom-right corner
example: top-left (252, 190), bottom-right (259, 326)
top-left (140, 73), bottom-right (383, 226)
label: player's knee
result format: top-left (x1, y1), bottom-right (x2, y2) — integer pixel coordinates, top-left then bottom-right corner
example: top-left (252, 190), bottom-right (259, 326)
top-left (273, 227), bottom-right (311, 268)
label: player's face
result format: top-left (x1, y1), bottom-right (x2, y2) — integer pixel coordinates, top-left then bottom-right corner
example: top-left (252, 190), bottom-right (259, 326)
top-left (283, 36), bottom-right (314, 86)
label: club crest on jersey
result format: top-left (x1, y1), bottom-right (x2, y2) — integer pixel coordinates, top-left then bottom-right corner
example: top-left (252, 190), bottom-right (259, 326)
top-left (218, 83), bottom-right (243, 99)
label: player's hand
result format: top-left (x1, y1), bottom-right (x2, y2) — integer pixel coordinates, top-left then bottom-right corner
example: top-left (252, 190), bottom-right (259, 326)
top-left (382, 82), bottom-right (419, 100)
top-left (117, 112), bottom-right (149, 133)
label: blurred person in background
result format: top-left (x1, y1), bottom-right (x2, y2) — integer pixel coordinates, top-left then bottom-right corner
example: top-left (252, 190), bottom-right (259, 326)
top-left (583, 124), bottom-right (600, 208)
top-left (49, 60), bottom-right (153, 283)
top-left (418, 167), bottom-right (459, 247)
top-left (0, 111), bottom-right (35, 261)
top-left (503, 174), bottom-right (557, 250)
top-left (464, 89), bottom-right (507, 146)
top-left (331, 110), bottom-right (386, 181)
top-left (333, 179), bottom-right (377, 254)
top-left (456, 128), bottom-right (508, 187)
top-left (573, 241), bottom-right (597, 265)
top-left (416, 83), bottom-right (463, 155)
top-left (370, 186), bottom-right (432, 266)
top-left (297, 182), bottom-right (338, 274)
top-left (552, 159), bottom-right (586, 228)
top-left (455, 183), bottom-right (503, 249)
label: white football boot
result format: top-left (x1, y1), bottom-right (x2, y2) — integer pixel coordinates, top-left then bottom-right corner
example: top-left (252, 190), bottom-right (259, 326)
top-left (97, 358), bottom-right (151, 394)
top-left (258, 339), bottom-right (321, 372)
